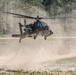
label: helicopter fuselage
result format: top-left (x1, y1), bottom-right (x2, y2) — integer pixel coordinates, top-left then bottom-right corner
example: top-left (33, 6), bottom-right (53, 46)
top-left (12, 20), bottom-right (53, 42)
top-left (21, 21), bottom-right (53, 40)
top-left (5, 12), bottom-right (53, 42)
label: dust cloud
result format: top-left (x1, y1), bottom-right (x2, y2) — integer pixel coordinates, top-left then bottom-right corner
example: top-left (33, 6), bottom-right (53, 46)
top-left (0, 37), bottom-right (76, 70)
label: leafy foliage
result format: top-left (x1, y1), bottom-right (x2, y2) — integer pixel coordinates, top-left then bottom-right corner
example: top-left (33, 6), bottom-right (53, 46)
top-left (42, 0), bottom-right (76, 15)
top-left (18, 0), bottom-right (76, 16)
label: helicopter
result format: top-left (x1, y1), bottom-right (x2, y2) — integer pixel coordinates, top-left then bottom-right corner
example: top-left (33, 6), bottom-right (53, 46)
top-left (5, 12), bottom-right (53, 43)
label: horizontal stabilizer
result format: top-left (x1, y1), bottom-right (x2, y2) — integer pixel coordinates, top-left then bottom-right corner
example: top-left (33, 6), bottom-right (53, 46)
top-left (12, 34), bottom-right (20, 37)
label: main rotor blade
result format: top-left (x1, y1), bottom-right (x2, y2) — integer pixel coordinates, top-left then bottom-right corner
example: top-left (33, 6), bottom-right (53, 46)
top-left (5, 12), bottom-right (76, 20)
top-left (14, 16), bottom-right (52, 19)
top-left (40, 17), bottom-right (76, 19)
top-left (4, 12), bottom-right (36, 19)
top-left (39, 17), bottom-right (54, 19)
top-left (4, 12), bottom-right (54, 19)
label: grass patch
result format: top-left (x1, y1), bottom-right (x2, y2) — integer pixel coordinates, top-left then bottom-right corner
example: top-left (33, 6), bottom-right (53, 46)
top-left (56, 57), bottom-right (76, 64)
top-left (0, 70), bottom-right (76, 75)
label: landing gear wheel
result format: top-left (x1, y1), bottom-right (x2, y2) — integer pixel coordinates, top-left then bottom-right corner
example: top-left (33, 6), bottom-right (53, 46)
top-left (34, 36), bottom-right (36, 40)
top-left (49, 30), bottom-right (53, 35)
top-left (44, 36), bottom-right (47, 40)
top-left (34, 33), bottom-right (38, 40)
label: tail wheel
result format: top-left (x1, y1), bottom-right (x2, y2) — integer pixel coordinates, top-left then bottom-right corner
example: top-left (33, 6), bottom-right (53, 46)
top-left (44, 36), bottom-right (47, 40)
top-left (34, 33), bottom-right (38, 40)
top-left (19, 38), bottom-right (21, 43)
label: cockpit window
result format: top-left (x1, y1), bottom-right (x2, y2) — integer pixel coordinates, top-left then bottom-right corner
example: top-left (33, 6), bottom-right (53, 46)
top-left (37, 21), bottom-right (47, 27)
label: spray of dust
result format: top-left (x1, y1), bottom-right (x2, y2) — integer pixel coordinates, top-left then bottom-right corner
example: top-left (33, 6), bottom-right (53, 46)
top-left (0, 37), bottom-right (76, 70)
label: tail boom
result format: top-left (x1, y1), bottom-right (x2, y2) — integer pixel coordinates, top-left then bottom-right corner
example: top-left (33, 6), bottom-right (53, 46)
top-left (12, 34), bottom-right (20, 37)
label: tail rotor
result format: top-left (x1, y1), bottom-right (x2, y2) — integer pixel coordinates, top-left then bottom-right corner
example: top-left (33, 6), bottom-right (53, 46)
top-left (19, 22), bottom-right (23, 43)
top-left (19, 19), bottom-right (26, 43)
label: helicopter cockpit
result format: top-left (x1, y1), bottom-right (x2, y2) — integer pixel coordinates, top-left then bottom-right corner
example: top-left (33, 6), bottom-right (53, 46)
top-left (36, 21), bottom-right (48, 27)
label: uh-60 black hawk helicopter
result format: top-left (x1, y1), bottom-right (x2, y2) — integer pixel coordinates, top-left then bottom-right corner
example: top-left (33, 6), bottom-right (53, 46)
top-left (5, 12), bottom-right (53, 43)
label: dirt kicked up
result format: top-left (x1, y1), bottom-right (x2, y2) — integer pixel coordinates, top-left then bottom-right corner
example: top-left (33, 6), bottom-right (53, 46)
top-left (0, 37), bottom-right (76, 71)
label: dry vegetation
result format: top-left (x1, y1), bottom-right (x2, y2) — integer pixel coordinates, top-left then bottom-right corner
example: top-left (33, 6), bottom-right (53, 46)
top-left (0, 70), bottom-right (76, 75)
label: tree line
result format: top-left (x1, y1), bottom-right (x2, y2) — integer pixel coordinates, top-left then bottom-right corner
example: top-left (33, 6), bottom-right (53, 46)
top-left (19, 0), bottom-right (76, 16)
